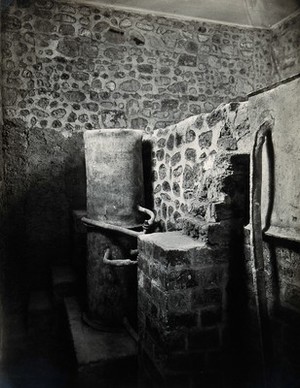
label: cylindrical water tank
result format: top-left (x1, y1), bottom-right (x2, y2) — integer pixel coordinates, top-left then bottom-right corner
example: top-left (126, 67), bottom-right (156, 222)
top-left (84, 129), bottom-right (144, 227)
top-left (84, 129), bottom-right (144, 328)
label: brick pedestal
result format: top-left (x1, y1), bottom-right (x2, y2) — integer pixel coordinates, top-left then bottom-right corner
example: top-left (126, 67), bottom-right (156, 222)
top-left (138, 231), bottom-right (229, 386)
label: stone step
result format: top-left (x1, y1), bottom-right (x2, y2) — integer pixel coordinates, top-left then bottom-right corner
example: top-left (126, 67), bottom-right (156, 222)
top-left (28, 290), bottom-right (55, 336)
top-left (64, 297), bottom-right (137, 387)
top-left (181, 216), bottom-right (233, 246)
top-left (51, 265), bottom-right (77, 302)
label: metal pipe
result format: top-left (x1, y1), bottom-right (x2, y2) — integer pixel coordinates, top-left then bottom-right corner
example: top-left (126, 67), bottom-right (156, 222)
top-left (103, 248), bottom-right (137, 267)
top-left (81, 216), bottom-right (142, 238)
top-left (251, 119), bottom-right (274, 388)
top-left (138, 205), bottom-right (155, 226)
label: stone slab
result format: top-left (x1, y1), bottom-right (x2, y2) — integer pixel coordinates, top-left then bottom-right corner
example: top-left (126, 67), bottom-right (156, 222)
top-left (64, 297), bottom-right (137, 368)
top-left (138, 231), bottom-right (205, 251)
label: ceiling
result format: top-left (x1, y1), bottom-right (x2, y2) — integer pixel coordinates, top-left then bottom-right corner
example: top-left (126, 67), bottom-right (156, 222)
top-left (78, 0), bottom-right (300, 28)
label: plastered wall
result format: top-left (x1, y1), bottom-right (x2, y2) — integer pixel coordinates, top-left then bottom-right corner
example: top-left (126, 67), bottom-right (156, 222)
top-left (271, 10), bottom-right (300, 82)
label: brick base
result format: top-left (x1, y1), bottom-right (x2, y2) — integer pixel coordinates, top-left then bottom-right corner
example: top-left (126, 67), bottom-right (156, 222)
top-left (138, 231), bottom-right (228, 385)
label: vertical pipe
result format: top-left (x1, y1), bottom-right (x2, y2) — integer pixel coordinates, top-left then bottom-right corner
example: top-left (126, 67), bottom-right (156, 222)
top-left (251, 120), bottom-right (274, 387)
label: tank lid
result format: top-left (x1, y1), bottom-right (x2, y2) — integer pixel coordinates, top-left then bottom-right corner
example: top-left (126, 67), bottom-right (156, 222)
top-left (84, 128), bottom-right (143, 140)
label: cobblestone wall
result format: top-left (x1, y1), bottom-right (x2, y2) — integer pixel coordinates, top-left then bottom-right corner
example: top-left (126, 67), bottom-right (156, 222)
top-left (150, 101), bottom-right (250, 231)
top-left (2, 1), bottom-right (275, 133)
top-left (0, 0), bottom-right (276, 292)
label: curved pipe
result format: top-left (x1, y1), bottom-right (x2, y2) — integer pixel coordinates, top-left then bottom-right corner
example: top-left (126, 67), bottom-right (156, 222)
top-left (251, 120), bottom-right (274, 388)
top-left (137, 205), bottom-right (155, 226)
top-left (103, 248), bottom-right (137, 267)
top-left (81, 217), bottom-right (141, 238)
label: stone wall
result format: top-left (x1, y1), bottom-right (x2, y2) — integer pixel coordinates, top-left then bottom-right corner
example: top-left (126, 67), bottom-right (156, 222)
top-left (0, 0), bottom-right (276, 295)
top-left (271, 10), bottom-right (300, 82)
top-left (2, 1), bottom-right (275, 132)
top-left (149, 101), bottom-right (250, 232)
top-left (138, 147), bottom-right (250, 386)
top-left (140, 98), bottom-right (252, 385)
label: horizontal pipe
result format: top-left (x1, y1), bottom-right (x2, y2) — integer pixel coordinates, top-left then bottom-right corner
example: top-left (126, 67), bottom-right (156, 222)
top-left (81, 217), bottom-right (142, 238)
top-left (103, 248), bottom-right (137, 267)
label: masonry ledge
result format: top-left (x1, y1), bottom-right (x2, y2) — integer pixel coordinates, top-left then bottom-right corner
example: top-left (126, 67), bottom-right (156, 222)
top-left (138, 231), bottom-right (206, 251)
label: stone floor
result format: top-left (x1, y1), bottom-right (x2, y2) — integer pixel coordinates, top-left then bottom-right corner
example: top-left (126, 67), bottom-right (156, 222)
top-left (0, 297), bottom-right (139, 388)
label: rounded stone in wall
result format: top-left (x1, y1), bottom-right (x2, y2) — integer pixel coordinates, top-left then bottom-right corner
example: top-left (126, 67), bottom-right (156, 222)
top-left (81, 43), bottom-right (99, 58)
top-left (79, 114), bottom-right (88, 123)
top-left (36, 0), bottom-right (54, 9)
top-left (104, 47), bottom-right (125, 60)
top-left (91, 79), bottom-right (102, 89)
top-left (40, 120), bottom-right (48, 127)
top-left (59, 24), bottom-right (75, 36)
top-left (120, 79), bottom-right (141, 92)
top-left (156, 149), bottom-right (164, 161)
top-left (198, 131), bottom-right (212, 149)
top-left (155, 197), bottom-right (161, 206)
top-left (154, 184), bottom-right (161, 194)
top-left (173, 211), bottom-right (181, 221)
top-left (79, 17), bottom-right (90, 26)
top-left (131, 117), bottom-right (148, 130)
top-left (172, 182), bottom-right (181, 197)
top-left (162, 181), bottom-right (171, 192)
top-left (54, 14), bottom-right (76, 24)
top-left (168, 206), bottom-right (174, 217)
top-left (68, 112), bottom-right (77, 122)
top-left (94, 21), bottom-right (109, 32)
top-left (57, 38), bottom-right (79, 57)
top-left (185, 148), bottom-right (196, 162)
top-left (120, 18), bottom-right (132, 28)
top-left (167, 134), bottom-right (175, 150)
top-left (183, 165), bottom-right (194, 189)
top-left (106, 81), bottom-right (116, 91)
top-left (171, 152), bottom-right (181, 166)
top-left (157, 138), bottom-right (166, 148)
top-left (186, 129), bottom-right (196, 143)
top-left (20, 109), bottom-right (30, 116)
top-left (52, 120), bottom-right (62, 128)
top-left (158, 164), bottom-right (166, 180)
top-left (162, 203), bottom-right (167, 219)
top-left (31, 108), bottom-right (49, 119)
top-left (65, 90), bottom-right (86, 102)
top-left (51, 108), bottom-right (66, 118)
top-left (161, 193), bottom-right (171, 201)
